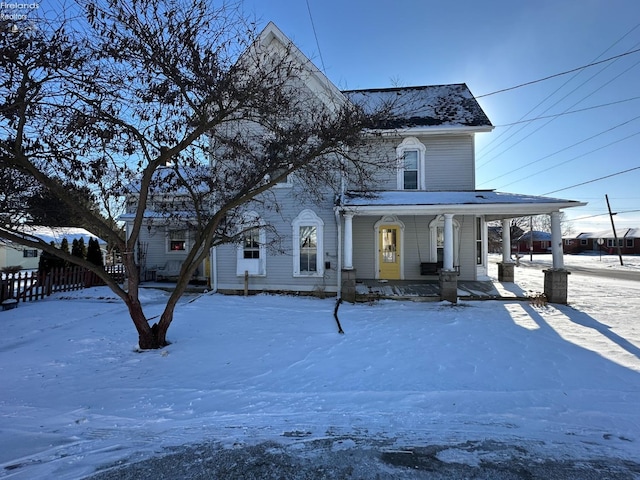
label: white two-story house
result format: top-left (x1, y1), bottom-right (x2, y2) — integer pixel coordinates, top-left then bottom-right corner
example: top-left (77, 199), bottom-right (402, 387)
top-left (124, 23), bottom-right (585, 303)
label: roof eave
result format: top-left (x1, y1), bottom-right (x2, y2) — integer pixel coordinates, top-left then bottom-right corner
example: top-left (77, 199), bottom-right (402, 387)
top-left (342, 201), bottom-right (586, 218)
top-left (364, 125), bottom-right (494, 137)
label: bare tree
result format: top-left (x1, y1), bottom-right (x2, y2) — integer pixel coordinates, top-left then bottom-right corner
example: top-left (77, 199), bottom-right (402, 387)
top-left (0, 0), bottom-right (391, 349)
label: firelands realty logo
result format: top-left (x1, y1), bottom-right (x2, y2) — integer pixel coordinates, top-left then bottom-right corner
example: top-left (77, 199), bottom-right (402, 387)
top-left (1, 2), bottom-right (40, 32)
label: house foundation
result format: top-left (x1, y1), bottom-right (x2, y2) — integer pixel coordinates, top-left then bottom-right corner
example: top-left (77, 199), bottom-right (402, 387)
top-left (341, 269), bottom-right (357, 303)
top-left (497, 262), bottom-right (515, 282)
top-left (543, 269), bottom-right (570, 304)
top-left (439, 270), bottom-right (458, 303)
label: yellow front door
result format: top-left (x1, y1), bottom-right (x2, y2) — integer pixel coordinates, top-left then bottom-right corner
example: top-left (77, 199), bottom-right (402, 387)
top-left (379, 225), bottom-right (401, 279)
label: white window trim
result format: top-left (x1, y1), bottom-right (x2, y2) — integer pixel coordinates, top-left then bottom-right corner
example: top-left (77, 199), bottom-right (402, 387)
top-left (166, 227), bottom-right (189, 254)
top-left (236, 211), bottom-right (266, 276)
top-left (292, 209), bottom-right (324, 277)
top-left (396, 137), bottom-right (426, 190)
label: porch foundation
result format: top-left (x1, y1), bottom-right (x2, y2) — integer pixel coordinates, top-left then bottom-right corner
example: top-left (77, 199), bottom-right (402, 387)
top-left (543, 269), bottom-right (570, 304)
top-left (497, 262), bottom-right (515, 282)
top-left (439, 270), bottom-right (458, 303)
top-left (341, 269), bottom-right (357, 303)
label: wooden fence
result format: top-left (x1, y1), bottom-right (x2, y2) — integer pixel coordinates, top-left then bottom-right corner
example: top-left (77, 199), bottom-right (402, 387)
top-left (1, 265), bottom-right (125, 306)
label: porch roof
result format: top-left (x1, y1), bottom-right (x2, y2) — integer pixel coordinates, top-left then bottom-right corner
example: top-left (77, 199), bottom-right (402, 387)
top-left (341, 190), bottom-right (586, 219)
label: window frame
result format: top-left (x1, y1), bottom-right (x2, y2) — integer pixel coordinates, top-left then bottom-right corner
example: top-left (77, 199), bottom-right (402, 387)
top-left (236, 212), bottom-right (266, 276)
top-left (292, 209), bottom-right (324, 277)
top-left (396, 137), bottom-right (426, 190)
top-left (166, 228), bottom-right (188, 253)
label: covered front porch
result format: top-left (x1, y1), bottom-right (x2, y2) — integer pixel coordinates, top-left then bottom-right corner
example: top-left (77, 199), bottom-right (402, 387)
top-left (338, 191), bottom-right (586, 304)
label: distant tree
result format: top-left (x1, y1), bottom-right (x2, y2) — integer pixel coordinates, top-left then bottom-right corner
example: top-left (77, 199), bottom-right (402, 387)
top-left (71, 238), bottom-right (87, 260)
top-left (26, 182), bottom-right (102, 228)
top-left (86, 238), bottom-right (104, 268)
top-left (38, 241), bottom-right (66, 272)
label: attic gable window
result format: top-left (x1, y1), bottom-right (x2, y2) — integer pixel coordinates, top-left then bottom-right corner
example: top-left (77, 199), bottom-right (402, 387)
top-left (396, 137), bottom-right (426, 190)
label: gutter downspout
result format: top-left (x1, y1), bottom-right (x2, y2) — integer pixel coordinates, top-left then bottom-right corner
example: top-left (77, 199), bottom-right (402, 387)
top-left (334, 207), bottom-right (342, 299)
top-left (210, 246), bottom-right (218, 293)
top-left (335, 153), bottom-right (347, 299)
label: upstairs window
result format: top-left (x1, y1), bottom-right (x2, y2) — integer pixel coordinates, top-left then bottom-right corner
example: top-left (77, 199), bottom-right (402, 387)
top-left (402, 151), bottom-right (419, 190)
top-left (396, 137), bottom-right (426, 190)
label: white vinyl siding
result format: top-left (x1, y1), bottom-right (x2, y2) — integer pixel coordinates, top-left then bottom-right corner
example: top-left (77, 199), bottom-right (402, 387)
top-left (360, 134), bottom-right (475, 191)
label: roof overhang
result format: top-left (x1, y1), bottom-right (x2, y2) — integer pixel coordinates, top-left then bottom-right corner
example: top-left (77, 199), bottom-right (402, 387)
top-left (363, 125), bottom-right (494, 137)
top-left (340, 191), bottom-right (586, 219)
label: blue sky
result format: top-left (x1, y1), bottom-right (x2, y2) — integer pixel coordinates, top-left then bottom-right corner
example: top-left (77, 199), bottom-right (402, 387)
top-left (244, 0), bottom-right (640, 233)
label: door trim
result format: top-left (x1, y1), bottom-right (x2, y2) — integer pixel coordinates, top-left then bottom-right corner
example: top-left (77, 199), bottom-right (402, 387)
top-left (374, 215), bottom-right (404, 280)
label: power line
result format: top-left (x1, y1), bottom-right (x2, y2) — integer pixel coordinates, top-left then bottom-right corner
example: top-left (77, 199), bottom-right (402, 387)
top-left (492, 96), bottom-right (640, 127)
top-left (476, 47), bottom-right (640, 98)
top-left (478, 114), bottom-right (640, 187)
top-left (305, 0), bottom-right (326, 73)
top-left (497, 131), bottom-right (640, 190)
top-left (542, 165), bottom-right (640, 195)
top-left (477, 48), bottom-right (640, 168)
top-left (477, 22), bottom-right (640, 163)
top-left (571, 209), bottom-right (640, 221)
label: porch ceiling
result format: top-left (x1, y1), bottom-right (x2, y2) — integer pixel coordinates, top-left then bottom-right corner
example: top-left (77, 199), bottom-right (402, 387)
top-left (341, 190), bottom-right (586, 218)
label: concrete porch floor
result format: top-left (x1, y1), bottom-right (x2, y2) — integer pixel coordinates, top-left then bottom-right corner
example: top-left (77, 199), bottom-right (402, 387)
top-left (355, 278), bottom-right (528, 302)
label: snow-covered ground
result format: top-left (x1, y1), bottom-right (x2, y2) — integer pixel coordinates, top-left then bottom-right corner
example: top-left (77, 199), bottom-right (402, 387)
top-left (1, 254), bottom-right (639, 479)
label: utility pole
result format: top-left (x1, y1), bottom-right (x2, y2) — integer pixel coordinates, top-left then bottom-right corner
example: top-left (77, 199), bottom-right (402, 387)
top-left (605, 194), bottom-right (624, 266)
top-left (529, 216), bottom-right (533, 262)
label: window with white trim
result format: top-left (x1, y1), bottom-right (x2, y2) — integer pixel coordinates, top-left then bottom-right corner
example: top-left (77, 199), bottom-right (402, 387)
top-left (242, 228), bottom-right (261, 259)
top-left (402, 150), bottom-right (419, 190)
top-left (626, 238), bottom-right (634, 248)
top-left (167, 229), bottom-right (187, 252)
top-left (292, 209), bottom-right (324, 277)
top-left (236, 213), bottom-right (266, 276)
top-left (23, 249), bottom-right (38, 258)
top-left (396, 137), bottom-right (426, 190)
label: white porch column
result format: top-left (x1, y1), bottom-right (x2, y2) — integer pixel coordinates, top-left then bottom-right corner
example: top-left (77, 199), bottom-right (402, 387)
top-left (343, 213), bottom-right (354, 270)
top-left (550, 211), bottom-right (564, 269)
top-left (443, 213), bottom-right (454, 271)
top-left (502, 218), bottom-right (512, 263)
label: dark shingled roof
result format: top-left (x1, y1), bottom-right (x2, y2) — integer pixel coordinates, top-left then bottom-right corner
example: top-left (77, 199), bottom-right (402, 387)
top-left (342, 84), bottom-right (492, 130)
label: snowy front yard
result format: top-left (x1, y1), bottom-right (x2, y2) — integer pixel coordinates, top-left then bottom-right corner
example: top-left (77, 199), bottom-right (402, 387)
top-left (0, 256), bottom-right (639, 479)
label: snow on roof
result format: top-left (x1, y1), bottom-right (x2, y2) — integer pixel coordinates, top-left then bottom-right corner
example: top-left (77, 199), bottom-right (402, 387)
top-left (10, 226), bottom-right (107, 245)
top-left (342, 190), bottom-right (586, 218)
top-left (344, 190), bottom-right (580, 207)
top-left (575, 228), bottom-right (640, 239)
top-left (342, 84), bottom-right (492, 129)
top-left (516, 231), bottom-right (552, 242)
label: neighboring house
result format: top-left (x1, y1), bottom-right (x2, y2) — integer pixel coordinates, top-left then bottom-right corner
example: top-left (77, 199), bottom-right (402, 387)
top-left (0, 226), bottom-right (106, 270)
top-left (515, 230), bottom-right (553, 254)
top-left (122, 22), bottom-right (586, 298)
top-left (564, 229), bottom-right (640, 254)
